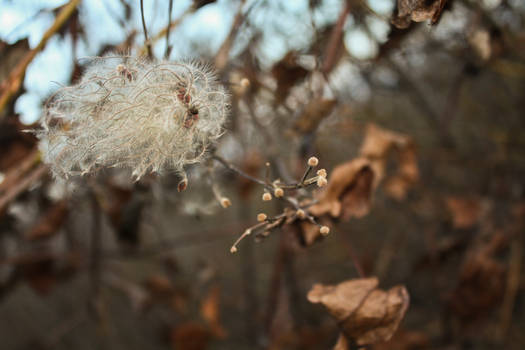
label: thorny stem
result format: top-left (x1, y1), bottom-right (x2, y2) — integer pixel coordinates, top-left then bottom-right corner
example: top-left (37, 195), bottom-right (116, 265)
top-left (140, 0), bottom-right (152, 59)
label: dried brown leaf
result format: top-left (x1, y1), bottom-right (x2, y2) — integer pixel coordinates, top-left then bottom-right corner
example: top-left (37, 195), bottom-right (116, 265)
top-left (360, 124), bottom-right (418, 200)
top-left (447, 232), bottom-right (507, 323)
top-left (308, 277), bottom-right (409, 346)
top-left (170, 323), bottom-right (211, 350)
top-left (144, 274), bottom-right (174, 299)
top-left (271, 52), bottom-right (308, 104)
top-left (25, 200), bottom-right (68, 240)
top-left (392, 0), bottom-right (449, 29)
top-left (293, 98), bottom-right (337, 134)
top-left (309, 158), bottom-right (375, 220)
top-left (200, 284), bottom-right (227, 338)
top-left (445, 196), bottom-right (490, 229)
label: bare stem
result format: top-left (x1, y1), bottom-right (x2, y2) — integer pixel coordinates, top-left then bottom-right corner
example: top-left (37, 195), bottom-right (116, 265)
top-left (165, 0), bottom-right (174, 59)
top-left (140, 0), bottom-right (152, 59)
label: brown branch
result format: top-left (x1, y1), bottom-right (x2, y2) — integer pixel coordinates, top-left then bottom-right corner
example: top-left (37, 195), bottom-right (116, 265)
top-left (214, 0), bottom-right (248, 70)
top-left (0, 163), bottom-right (48, 215)
top-left (321, 0), bottom-right (351, 74)
top-left (0, 0), bottom-right (81, 117)
top-left (140, 0), bottom-right (152, 59)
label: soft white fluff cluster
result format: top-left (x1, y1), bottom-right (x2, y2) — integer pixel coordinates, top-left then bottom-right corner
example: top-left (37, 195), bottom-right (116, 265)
top-left (38, 55), bottom-right (229, 180)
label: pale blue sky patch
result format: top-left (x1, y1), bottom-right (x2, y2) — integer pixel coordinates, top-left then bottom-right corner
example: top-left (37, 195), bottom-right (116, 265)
top-left (344, 28), bottom-right (378, 60)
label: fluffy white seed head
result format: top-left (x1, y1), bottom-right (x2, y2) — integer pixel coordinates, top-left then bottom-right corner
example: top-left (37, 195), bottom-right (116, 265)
top-left (37, 54), bottom-right (229, 180)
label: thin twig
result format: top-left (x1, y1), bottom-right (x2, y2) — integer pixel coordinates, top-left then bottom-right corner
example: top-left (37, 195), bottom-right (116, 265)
top-left (321, 0), bottom-right (351, 74)
top-left (0, 0), bottom-right (81, 117)
top-left (0, 164), bottom-right (48, 214)
top-left (212, 154), bottom-right (267, 187)
top-left (165, 0), bottom-right (174, 59)
top-left (140, 0), bottom-right (152, 59)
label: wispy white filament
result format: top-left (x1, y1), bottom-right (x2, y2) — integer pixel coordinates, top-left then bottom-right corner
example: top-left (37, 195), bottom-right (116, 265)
top-left (38, 54), bottom-right (229, 180)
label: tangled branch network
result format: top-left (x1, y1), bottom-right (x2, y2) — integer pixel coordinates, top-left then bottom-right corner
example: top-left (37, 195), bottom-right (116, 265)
top-left (38, 54), bottom-right (229, 180)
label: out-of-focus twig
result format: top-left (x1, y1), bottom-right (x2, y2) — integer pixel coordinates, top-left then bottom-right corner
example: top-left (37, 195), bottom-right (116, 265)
top-left (321, 0), bottom-right (351, 74)
top-left (140, 0), bottom-right (152, 59)
top-left (0, 163), bottom-right (48, 215)
top-left (165, 0), bottom-right (174, 59)
top-left (0, 0), bottom-right (81, 117)
top-left (214, 0), bottom-right (248, 71)
top-left (498, 231), bottom-right (522, 341)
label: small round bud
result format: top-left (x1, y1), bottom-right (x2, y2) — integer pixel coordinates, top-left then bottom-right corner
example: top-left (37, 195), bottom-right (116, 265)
top-left (320, 226), bottom-right (330, 235)
top-left (240, 78), bottom-right (250, 88)
top-left (296, 209), bottom-right (306, 219)
top-left (317, 176), bottom-right (328, 187)
top-left (220, 197), bottom-right (232, 208)
top-left (262, 192), bottom-right (272, 201)
top-left (116, 64), bottom-right (125, 73)
top-left (274, 188), bottom-right (284, 198)
top-left (257, 213), bottom-right (267, 222)
top-left (317, 169), bottom-right (327, 178)
top-left (230, 246), bottom-right (238, 253)
top-left (308, 157), bottom-right (319, 167)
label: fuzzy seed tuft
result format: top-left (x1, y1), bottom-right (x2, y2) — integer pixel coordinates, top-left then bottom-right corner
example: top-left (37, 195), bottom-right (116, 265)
top-left (37, 54), bottom-right (229, 180)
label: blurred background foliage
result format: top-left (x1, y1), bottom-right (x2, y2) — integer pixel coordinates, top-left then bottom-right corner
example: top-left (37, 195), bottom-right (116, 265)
top-left (0, 0), bottom-right (525, 349)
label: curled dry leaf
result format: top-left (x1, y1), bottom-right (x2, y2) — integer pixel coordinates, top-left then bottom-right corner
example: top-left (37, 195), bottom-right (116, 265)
top-left (271, 52), bottom-right (309, 104)
top-left (308, 277), bottom-right (410, 347)
top-left (309, 157), bottom-right (375, 220)
top-left (392, 0), bottom-right (449, 29)
top-left (360, 124), bottom-right (418, 201)
top-left (293, 98), bottom-right (337, 134)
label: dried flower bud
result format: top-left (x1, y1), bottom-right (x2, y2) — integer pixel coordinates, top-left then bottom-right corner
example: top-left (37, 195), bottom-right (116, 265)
top-left (230, 246), bottom-right (238, 253)
top-left (317, 176), bottom-right (328, 187)
top-left (317, 168), bottom-right (327, 178)
top-left (37, 54), bottom-right (229, 180)
top-left (274, 187), bottom-right (284, 198)
top-left (257, 213), bottom-right (267, 222)
top-left (296, 209), bottom-right (306, 219)
top-left (220, 197), bottom-right (232, 208)
top-left (262, 192), bottom-right (272, 201)
top-left (308, 157), bottom-right (319, 167)
top-left (240, 78), bottom-right (250, 88)
top-left (320, 226), bottom-right (330, 235)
